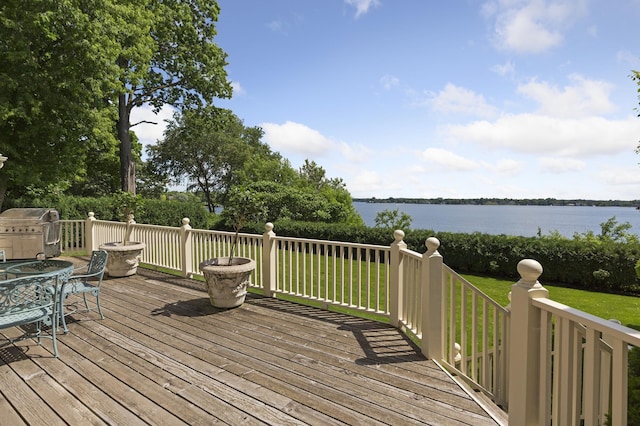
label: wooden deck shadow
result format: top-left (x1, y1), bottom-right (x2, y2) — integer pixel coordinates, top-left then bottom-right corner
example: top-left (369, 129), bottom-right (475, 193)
top-left (137, 267), bottom-right (426, 366)
top-left (248, 294), bottom-right (426, 365)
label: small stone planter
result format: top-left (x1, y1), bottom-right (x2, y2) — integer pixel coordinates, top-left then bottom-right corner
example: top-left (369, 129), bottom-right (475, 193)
top-left (99, 241), bottom-right (146, 277)
top-left (199, 257), bottom-right (256, 308)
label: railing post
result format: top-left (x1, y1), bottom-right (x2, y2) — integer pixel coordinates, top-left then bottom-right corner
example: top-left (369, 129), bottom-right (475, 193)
top-left (508, 259), bottom-right (548, 426)
top-left (86, 212), bottom-right (96, 252)
top-left (389, 230), bottom-right (406, 328)
top-left (180, 218), bottom-right (192, 278)
top-left (262, 222), bottom-right (276, 297)
top-left (423, 237), bottom-right (443, 360)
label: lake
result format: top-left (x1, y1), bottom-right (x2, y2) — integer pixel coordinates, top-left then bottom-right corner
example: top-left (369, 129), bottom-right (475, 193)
top-left (353, 202), bottom-right (640, 238)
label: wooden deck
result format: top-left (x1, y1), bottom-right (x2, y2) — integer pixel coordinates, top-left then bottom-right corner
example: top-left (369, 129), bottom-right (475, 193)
top-left (0, 257), bottom-right (505, 425)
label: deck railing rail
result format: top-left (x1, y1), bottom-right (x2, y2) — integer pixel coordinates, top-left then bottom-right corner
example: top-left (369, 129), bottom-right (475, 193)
top-left (59, 215), bottom-right (640, 425)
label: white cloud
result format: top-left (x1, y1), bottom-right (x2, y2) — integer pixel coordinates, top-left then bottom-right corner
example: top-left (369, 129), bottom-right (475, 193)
top-left (129, 104), bottom-right (175, 153)
top-left (337, 141), bottom-right (373, 163)
top-left (617, 50), bottom-right (640, 66)
top-left (444, 114), bottom-right (640, 157)
top-left (261, 121), bottom-right (333, 156)
top-left (539, 157), bottom-right (586, 173)
top-left (426, 83), bottom-right (498, 118)
top-left (597, 166), bottom-right (640, 186)
top-left (344, 0), bottom-right (381, 18)
top-left (421, 148), bottom-right (480, 171)
top-left (347, 169), bottom-right (404, 196)
top-left (491, 60), bottom-right (516, 77)
top-left (231, 81), bottom-right (245, 96)
top-left (517, 74), bottom-right (615, 118)
top-left (380, 74), bottom-right (400, 90)
top-left (267, 20), bottom-right (285, 33)
top-left (483, 0), bottom-right (587, 54)
top-left (485, 158), bottom-right (523, 175)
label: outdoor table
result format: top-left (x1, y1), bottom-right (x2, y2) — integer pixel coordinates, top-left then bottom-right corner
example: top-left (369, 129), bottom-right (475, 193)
top-left (0, 259), bottom-right (75, 328)
top-left (1, 259), bottom-right (74, 281)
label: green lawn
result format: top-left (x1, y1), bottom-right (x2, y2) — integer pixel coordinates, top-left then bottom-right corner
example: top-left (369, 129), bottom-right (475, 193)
top-left (462, 274), bottom-right (640, 330)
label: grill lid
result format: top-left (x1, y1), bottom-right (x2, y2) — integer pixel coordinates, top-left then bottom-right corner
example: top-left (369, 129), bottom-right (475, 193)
top-left (0, 208), bottom-right (59, 222)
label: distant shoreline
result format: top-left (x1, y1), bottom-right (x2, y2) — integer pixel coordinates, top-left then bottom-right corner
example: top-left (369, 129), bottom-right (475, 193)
top-left (353, 198), bottom-right (640, 208)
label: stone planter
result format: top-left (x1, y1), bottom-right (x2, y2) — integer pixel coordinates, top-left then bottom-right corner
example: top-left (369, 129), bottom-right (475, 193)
top-left (199, 257), bottom-right (256, 308)
top-left (99, 241), bottom-right (146, 277)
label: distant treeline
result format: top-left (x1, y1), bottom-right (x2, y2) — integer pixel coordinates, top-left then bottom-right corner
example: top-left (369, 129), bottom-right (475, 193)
top-left (353, 197), bottom-right (640, 208)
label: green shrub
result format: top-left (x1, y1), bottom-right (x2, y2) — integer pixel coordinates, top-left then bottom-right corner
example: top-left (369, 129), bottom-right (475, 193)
top-left (5, 195), bottom-right (208, 229)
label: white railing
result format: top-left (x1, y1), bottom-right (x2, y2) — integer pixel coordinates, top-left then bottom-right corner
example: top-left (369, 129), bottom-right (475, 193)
top-left (59, 219), bottom-right (87, 253)
top-left (60, 214), bottom-right (640, 425)
top-left (390, 232), bottom-right (509, 409)
top-left (510, 259), bottom-right (640, 426)
top-left (441, 264), bottom-right (510, 408)
top-left (270, 233), bottom-right (390, 313)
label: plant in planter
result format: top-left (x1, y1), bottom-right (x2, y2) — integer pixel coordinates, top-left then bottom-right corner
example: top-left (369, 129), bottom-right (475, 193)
top-left (199, 187), bottom-right (265, 308)
top-left (99, 191), bottom-right (146, 277)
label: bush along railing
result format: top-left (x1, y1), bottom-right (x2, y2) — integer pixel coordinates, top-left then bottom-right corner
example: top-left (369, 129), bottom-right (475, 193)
top-left (61, 214), bottom-right (640, 424)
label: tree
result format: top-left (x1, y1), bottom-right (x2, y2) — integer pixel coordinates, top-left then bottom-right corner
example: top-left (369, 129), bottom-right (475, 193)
top-left (632, 69), bottom-right (640, 117)
top-left (374, 209), bottom-right (413, 230)
top-left (228, 180), bottom-right (363, 225)
top-left (0, 0), bottom-right (121, 209)
top-left (147, 107), bottom-right (254, 212)
top-left (115, 0), bottom-right (232, 194)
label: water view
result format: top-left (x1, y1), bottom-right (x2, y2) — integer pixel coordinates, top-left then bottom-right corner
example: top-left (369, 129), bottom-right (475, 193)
top-left (354, 202), bottom-right (640, 238)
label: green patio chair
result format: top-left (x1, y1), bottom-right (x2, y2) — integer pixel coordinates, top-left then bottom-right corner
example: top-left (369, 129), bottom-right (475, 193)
top-left (59, 250), bottom-right (108, 333)
top-left (0, 273), bottom-right (60, 357)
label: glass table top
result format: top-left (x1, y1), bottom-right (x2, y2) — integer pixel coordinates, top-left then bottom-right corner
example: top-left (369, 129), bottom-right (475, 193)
top-left (0, 259), bottom-right (74, 281)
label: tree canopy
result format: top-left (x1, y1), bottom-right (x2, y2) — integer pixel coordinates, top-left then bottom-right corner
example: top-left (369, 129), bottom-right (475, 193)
top-left (0, 0), bottom-right (121, 208)
top-left (115, 0), bottom-right (232, 194)
top-left (147, 107), bottom-right (268, 212)
top-left (0, 0), bottom-right (232, 209)
top-left (0, 0), bottom-right (361, 226)
top-left (147, 109), bottom-right (363, 225)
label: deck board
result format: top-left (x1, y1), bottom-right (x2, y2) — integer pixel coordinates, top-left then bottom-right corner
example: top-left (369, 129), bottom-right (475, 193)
top-left (0, 258), bottom-right (504, 425)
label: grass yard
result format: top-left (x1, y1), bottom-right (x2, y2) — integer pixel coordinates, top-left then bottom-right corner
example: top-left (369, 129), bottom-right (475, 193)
top-left (463, 274), bottom-right (640, 330)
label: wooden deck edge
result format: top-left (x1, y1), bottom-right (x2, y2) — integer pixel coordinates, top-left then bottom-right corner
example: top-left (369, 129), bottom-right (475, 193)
top-left (431, 360), bottom-right (508, 426)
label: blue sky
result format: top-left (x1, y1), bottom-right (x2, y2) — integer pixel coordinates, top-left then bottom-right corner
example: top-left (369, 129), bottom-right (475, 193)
top-left (133, 0), bottom-right (640, 200)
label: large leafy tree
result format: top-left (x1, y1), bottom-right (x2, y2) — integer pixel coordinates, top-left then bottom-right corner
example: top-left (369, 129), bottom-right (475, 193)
top-left (0, 0), bottom-right (121, 209)
top-left (116, 0), bottom-right (232, 194)
top-left (147, 107), bottom-right (260, 212)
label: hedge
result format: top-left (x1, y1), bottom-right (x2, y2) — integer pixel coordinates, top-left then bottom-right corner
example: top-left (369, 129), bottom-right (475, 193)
top-left (7, 196), bottom-right (637, 294)
top-left (5, 195), bottom-right (209, 229)
top-left (239, 221), bottom-right (640, 295)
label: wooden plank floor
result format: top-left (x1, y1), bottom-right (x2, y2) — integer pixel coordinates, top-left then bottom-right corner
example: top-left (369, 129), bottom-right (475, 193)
top-left (0, 258), bottom-right (505, 425)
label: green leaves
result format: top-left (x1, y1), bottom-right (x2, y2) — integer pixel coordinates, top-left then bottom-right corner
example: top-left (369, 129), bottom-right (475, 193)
top-left (374, 208), bottom-right (413, 230)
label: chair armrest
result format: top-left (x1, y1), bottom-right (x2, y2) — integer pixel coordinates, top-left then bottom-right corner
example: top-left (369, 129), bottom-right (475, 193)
top-left (72, 264), bottom-right (89, 273)
top-left (70, 269), bottom-right (104, 281)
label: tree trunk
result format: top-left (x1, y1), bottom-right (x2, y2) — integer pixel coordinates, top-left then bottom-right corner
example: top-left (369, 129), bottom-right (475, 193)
top-left (0, 175), bottom-right (7, 211)
top-left (117, 93), bottom-right (136, 194)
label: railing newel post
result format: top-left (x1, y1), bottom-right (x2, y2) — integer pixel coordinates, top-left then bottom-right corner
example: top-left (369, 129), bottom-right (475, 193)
top-left (86, 212), bottom-right (96, 252)
top-left (389, 229), bottom-right (406, 328)
top-left (180, 218), bottom-right (192, 277)
top-left (262, 222), bottom-right (276, 297)
top-left (508, 258), bottom-right (548, 425)
top-left (423, 237), bottom-right (443, 360)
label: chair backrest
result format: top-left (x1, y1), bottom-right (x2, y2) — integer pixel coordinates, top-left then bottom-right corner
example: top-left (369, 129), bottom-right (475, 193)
top-left (87, 250), bottom-right (108, 276)
top-left (0, 273), bottom-right (58, 319)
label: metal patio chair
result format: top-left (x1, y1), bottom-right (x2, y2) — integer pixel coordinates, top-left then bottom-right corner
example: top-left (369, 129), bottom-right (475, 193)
top-left (59, 250), bottom-right (108, 333)
top-left (0, 273), bottom-right (60, 357)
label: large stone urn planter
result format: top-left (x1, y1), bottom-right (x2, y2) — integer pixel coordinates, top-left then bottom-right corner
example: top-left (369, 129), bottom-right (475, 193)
top-left (199, 257), bottom-right (256, 308)
top-left (99, 241), bottom-right (146, 277)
